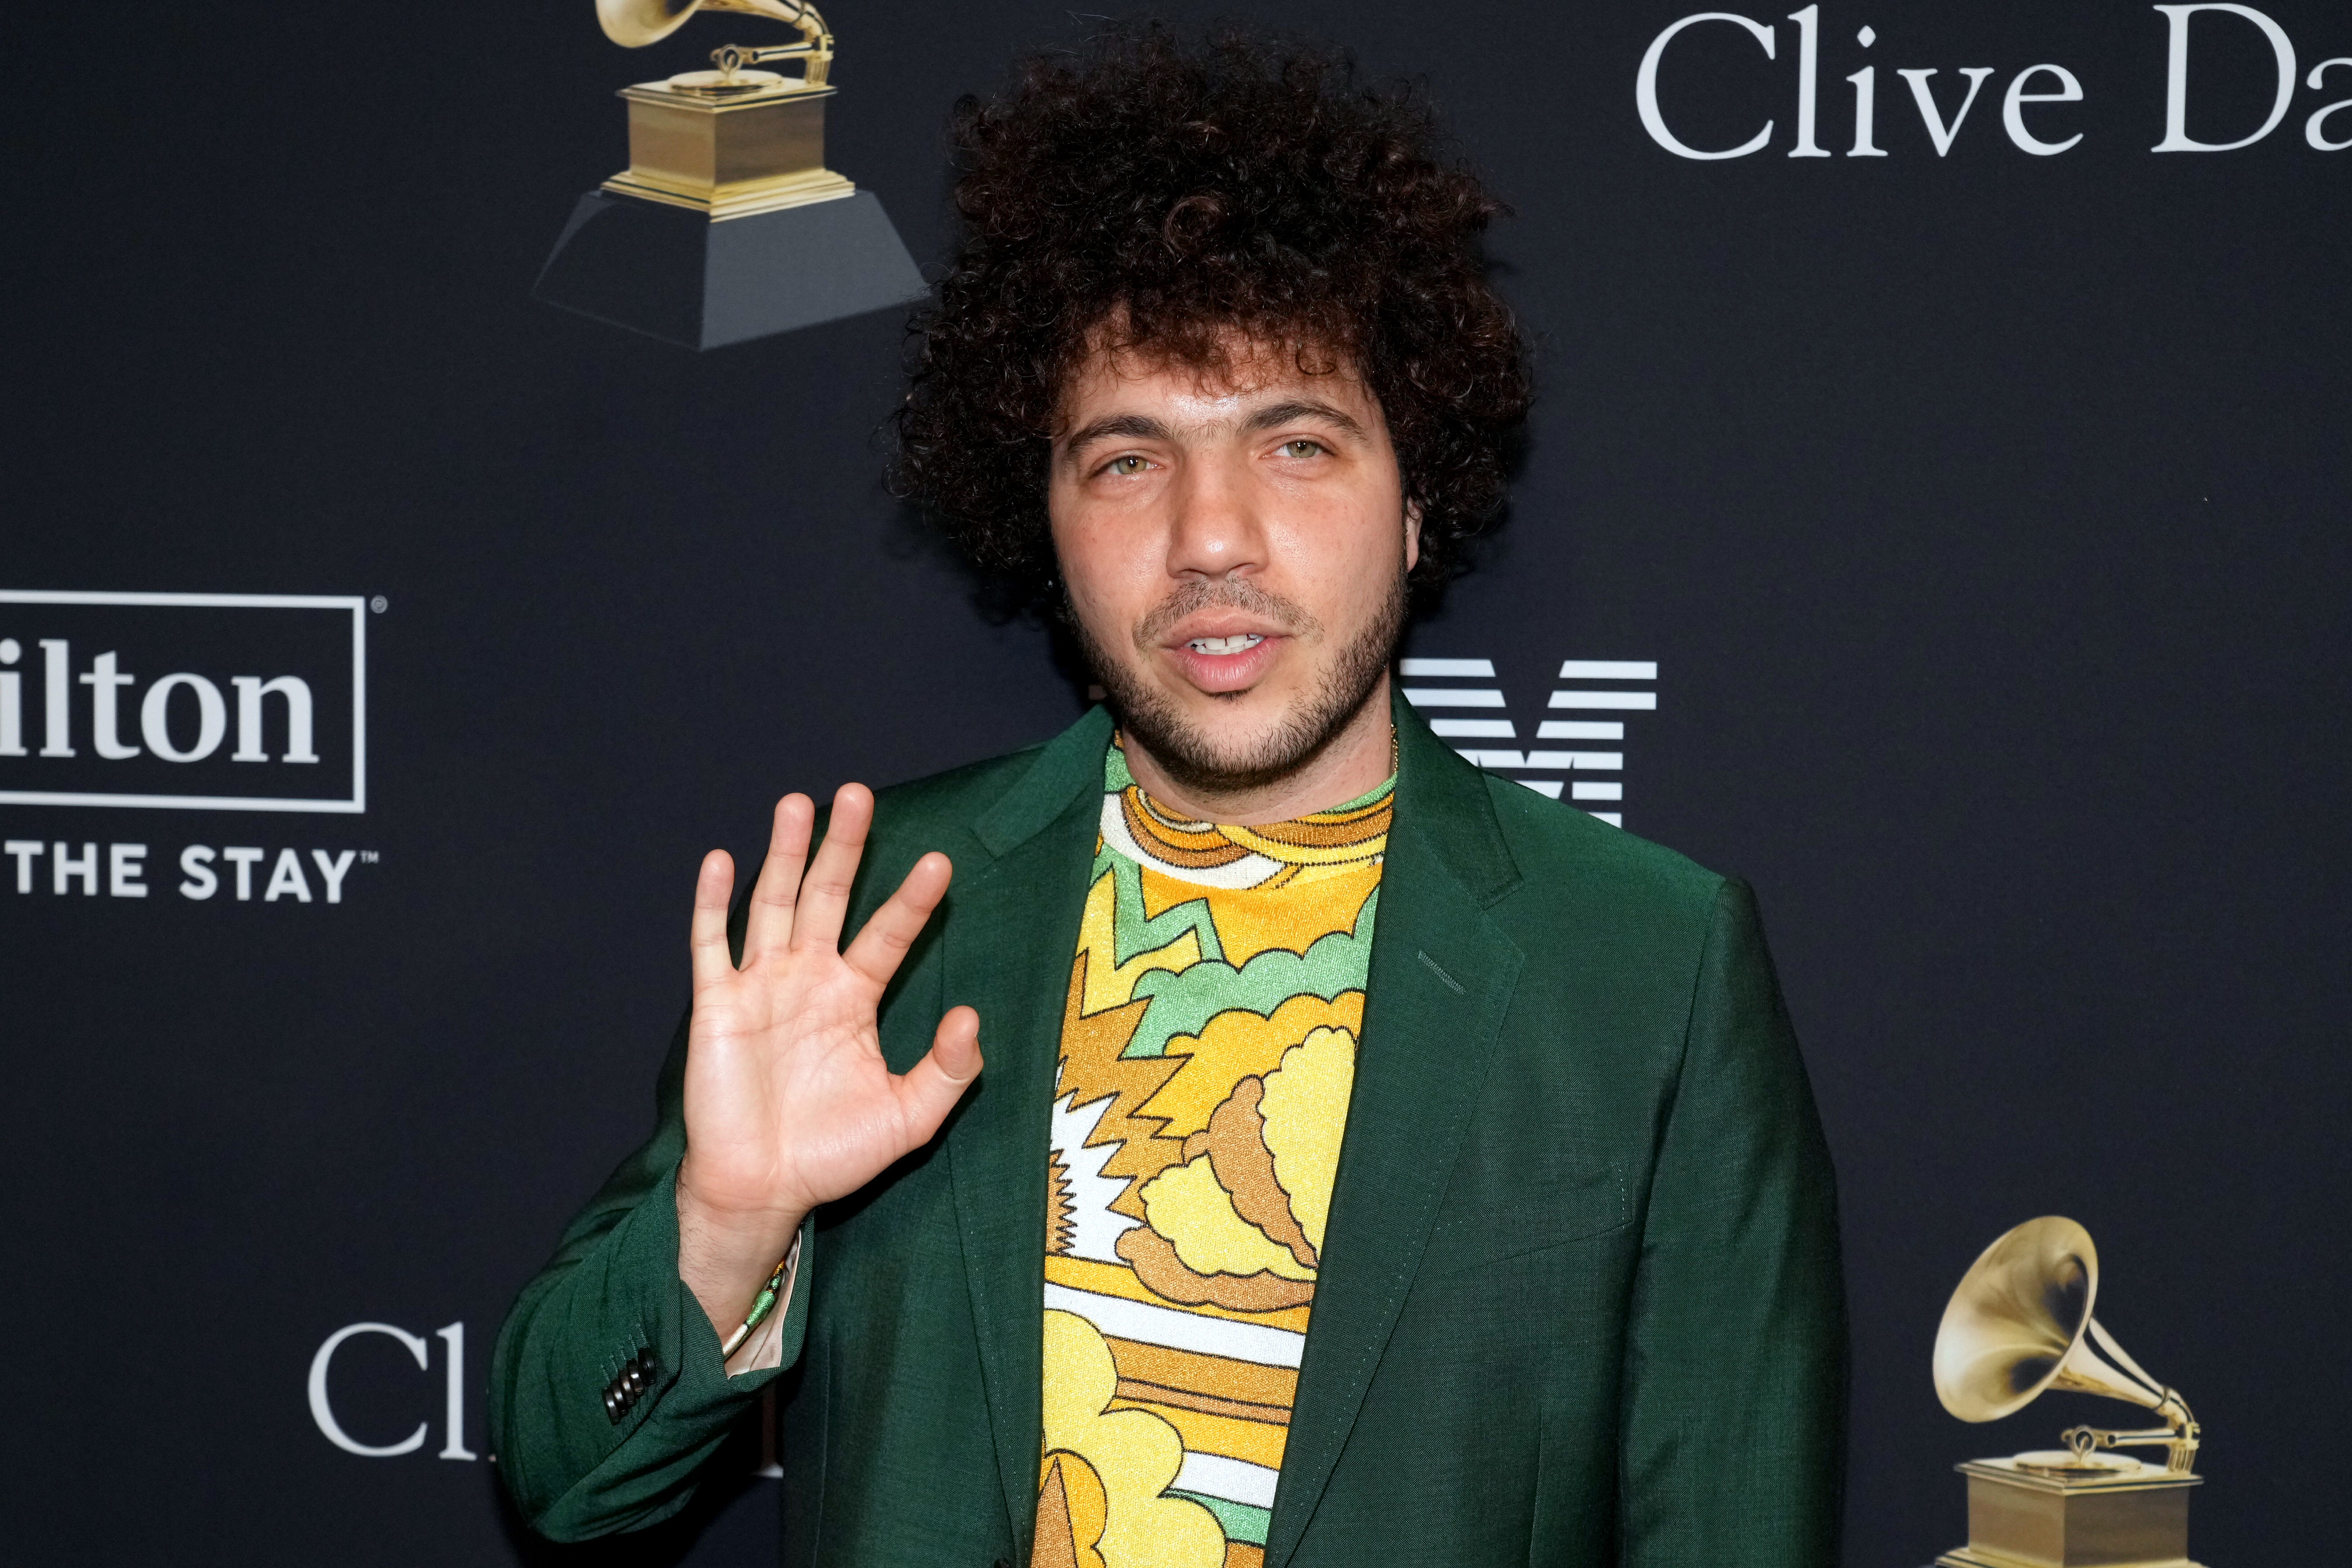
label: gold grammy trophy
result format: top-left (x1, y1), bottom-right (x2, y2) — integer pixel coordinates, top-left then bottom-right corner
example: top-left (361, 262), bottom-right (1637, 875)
top-left (596, 0), bottom-right (854, 219)
top-left (533, 0), bottom-right (926, 349)
top-left (1933, 1218), bottom-right (2207, 1568)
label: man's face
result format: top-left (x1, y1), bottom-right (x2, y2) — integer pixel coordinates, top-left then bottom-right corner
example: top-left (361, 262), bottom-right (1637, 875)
top-left (1048, 337), bottom-right (1416, 798)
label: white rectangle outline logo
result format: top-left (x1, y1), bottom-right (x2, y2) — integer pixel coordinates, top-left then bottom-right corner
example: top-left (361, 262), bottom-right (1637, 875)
top-left (0, 589), bottom-right (366, 814)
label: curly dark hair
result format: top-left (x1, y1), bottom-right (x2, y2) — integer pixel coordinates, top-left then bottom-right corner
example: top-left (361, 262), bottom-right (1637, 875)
top-left (890, 24), bottom-right (1531, 611)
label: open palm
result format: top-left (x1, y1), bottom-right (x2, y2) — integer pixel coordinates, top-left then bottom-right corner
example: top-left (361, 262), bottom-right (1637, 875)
top-left (675, 785), bottom-right (980, 1329)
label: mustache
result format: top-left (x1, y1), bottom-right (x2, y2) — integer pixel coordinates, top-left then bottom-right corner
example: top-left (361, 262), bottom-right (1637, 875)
top-left (1132, 579), bottom-right (1320, 649)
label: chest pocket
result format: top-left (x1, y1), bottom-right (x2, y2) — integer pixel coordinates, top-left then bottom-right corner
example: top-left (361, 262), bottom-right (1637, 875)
top-left (1419, 1148), bottom-right (1632, 1278)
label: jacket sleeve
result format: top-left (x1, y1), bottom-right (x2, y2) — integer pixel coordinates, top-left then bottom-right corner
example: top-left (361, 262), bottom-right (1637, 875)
top-left (1615, 877), bottom-right (1847, 1567)
top-left (486, 1001), bottom-right (816, 1542)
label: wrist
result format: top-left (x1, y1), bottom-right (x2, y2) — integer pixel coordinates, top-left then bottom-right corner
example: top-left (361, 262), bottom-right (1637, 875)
top-left (675, 1166), bottom-right (805, 1337)
top-left (676, 1166), bottom-right (806, 1243)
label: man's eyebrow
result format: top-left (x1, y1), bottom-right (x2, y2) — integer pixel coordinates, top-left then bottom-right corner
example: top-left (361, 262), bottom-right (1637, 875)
top-left (1240, 399), bottom-right (1366, 437)
top-left (1058, 413), bottom-right (1172, 456)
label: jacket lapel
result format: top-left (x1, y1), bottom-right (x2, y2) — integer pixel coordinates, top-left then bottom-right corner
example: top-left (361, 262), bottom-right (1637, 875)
top-left (1262, 693), bottom-right (1525, 1568)
top-left (942, 707), bottom-right (1112, 1558)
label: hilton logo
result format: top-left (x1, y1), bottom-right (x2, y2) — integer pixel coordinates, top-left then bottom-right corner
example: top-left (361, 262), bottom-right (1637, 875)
top-left (1401, 658), bottom-right (1659, 828)
top-left (0, 591), bottom-right (367, 814)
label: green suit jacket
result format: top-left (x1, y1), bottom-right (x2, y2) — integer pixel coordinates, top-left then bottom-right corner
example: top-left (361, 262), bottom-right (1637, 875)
top-left (491, 694), bottom-right (1846, 1566)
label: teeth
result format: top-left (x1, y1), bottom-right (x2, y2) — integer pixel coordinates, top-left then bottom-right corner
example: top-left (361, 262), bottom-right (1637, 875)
top-left (1189, 634), bottom-right (1265, 656)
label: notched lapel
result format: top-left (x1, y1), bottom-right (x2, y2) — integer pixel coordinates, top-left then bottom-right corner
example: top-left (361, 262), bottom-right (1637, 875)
top-left (1262, 700), bottom-right (1526, 1568)
top-left (943, 769), bottom-right (1102, 1560)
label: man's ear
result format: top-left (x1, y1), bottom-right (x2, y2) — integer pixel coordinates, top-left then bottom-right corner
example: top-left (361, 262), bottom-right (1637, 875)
top-left (1403, 499), bottom-right (1424, 573)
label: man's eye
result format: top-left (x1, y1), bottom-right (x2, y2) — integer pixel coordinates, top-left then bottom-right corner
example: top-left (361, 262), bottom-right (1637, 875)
top-left (1281, 439), bottom-right (1326, 459)
top-left (1106, 455), bottom-right (1151, 476)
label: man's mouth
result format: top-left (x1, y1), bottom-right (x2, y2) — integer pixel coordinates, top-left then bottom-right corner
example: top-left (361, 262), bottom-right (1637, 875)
top-left (1187, 633), bottom-right (1265, 656)
top-left (1160, 625), bottom-right (1285, 695)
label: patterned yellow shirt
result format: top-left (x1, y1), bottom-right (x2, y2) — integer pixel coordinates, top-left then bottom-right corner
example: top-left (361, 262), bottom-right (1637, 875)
top-left (1035, 737), bottom-right (1391, 1568)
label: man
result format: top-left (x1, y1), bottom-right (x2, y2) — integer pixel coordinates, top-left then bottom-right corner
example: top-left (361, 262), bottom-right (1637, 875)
top-left (492, 26), bottom-right (1844, 1568)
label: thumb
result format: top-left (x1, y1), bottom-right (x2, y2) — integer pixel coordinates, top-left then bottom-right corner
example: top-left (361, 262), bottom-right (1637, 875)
top-left (891, 1005), bottom-right (983, 1147)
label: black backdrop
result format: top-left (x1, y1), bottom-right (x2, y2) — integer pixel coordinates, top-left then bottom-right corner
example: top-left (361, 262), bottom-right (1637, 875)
top-left (5, 3), bottom-right (2347, 1563)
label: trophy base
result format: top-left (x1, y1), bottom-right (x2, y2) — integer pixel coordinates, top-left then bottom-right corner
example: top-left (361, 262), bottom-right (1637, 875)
top-left (610, 79), bottom-right (846, 220)
top-left (1936, 1455), bottom-right (2204, 1568)
top-left (532, 188), bottom-right (928, 350)
top-left (601, 168), bottom-right (857, 220)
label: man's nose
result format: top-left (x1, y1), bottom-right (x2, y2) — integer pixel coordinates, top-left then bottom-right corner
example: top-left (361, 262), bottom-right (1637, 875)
top-left (1164, 454), bottom-right (1268, 581)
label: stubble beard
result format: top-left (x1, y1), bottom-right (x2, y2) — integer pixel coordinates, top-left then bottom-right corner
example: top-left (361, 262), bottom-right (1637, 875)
top-left (1070, 565), bottom-right (1409, 805)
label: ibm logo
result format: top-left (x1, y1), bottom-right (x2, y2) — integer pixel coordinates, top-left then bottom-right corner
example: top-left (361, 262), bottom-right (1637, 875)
top-left (1401, 658), bottom-right (1658, 828)
top-left (0, 590), bottom-right (366, 813)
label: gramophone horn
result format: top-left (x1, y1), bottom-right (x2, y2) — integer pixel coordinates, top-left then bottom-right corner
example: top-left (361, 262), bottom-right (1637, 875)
top-left (1932, 1216), bottom-right (2171, 1422)
top-left (1933, 1216), bottom-right (2199, 1471)
top-left (597, 0), bottom-right (820, 49)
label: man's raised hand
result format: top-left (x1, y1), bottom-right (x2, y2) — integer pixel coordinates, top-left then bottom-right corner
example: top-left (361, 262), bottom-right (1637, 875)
top-left (673, 784), bottom-right (980, 1339)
